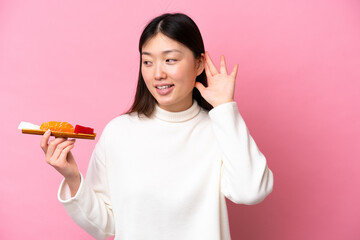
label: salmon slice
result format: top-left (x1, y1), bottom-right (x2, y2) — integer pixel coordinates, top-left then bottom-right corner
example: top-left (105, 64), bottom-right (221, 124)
top-left (40, 121), bottom-right (74, 133)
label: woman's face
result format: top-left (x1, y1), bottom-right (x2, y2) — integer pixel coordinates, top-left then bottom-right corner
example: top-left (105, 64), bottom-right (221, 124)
top-left (141, 33), bottom-right (204, 112)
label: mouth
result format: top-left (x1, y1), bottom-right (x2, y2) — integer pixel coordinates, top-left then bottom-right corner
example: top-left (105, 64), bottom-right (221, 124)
top-left (155, 84), bottom-right (174, 89)
top-left (155, 84), bottom-right (175, 95)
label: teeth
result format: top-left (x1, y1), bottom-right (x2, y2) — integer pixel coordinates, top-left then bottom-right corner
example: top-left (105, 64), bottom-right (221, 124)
top-left (156, 85), bottom-right (173, 89)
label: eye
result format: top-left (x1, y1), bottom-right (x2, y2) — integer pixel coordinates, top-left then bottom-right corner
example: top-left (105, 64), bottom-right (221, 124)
top-left (142, 61), bottom-right (152, 66)
top-left (166, 59), bottom-right (177, 64)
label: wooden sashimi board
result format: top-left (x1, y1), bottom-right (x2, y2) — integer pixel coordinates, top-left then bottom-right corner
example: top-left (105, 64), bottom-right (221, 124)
top-left (21, 129), bottom-right (96, 140)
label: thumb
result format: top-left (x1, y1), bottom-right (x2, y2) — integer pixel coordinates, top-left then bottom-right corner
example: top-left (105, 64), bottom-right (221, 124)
top-left (194, 82), bottom-right (206, 94)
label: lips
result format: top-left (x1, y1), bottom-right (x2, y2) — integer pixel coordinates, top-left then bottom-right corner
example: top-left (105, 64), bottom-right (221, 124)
top-left (155, 84), bottom-right (174, 89)
top-left (155, 84), bottom-right (174, 95)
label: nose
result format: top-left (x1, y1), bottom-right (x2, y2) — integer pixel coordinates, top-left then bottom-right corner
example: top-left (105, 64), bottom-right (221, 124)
top-left (154, 63), bottom-right (166, 80)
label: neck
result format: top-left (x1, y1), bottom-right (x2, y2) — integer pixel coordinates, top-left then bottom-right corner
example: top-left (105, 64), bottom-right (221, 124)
top-left (153, 100), bottom-right (201, 123)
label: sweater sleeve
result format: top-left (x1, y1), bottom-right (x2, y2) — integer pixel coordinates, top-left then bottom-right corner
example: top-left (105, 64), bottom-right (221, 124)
top-left (209, 101), bottom-right (274, 205)
top-left (57, 126), bottom-right (115, 240)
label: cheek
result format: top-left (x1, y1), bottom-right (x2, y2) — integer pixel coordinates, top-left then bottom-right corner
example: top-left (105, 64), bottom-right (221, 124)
top-left (141, 69), bottom-right (152, 86)
top-left (169, 64), bottom-right (196, 83)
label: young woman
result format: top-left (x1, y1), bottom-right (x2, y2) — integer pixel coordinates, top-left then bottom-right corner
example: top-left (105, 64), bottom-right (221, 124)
top-left (41, 13), bottom-right (274, 240)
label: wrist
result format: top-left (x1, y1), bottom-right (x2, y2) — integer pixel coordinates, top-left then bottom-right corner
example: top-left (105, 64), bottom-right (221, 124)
top-left (64, 171), bottom-right (80, 182)
top-left (212, 99), bottom-right (234, 108)
top-left (65, 173), bottom-right (81, 197)
top-left (65, 172), bottom-right (80, 185)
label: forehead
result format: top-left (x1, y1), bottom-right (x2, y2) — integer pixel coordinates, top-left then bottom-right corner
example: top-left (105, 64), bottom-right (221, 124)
top-left (142, 33), bottom-right (187, 53)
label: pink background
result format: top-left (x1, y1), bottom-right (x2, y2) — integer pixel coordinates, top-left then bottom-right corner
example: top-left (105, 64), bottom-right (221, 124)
top-left (1, 0), bottom-right (359, 239)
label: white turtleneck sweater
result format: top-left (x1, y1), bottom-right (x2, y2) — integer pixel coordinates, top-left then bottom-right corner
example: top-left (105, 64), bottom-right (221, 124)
top-left (58, 101), bottom-right (274, 240)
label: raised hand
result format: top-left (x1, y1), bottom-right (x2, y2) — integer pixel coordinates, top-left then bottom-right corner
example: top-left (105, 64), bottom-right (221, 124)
top-left (195, 51), bottom-right (239, 108)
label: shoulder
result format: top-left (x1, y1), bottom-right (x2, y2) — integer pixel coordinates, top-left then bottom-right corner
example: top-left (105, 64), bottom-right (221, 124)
top-left (102, 112), bottom-right (152, 134)
top-left (95, 113), bottom-right (142, 144)
top-left (104, 113), bottom-right (138, 129)
top-left (198, 107), bottom-right (211, 122)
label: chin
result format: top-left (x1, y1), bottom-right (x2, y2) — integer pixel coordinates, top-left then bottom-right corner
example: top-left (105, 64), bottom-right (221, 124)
top-left (156, 100), bottom-right (175, 108)
top-left (154, 95), bottom-right (174, 105)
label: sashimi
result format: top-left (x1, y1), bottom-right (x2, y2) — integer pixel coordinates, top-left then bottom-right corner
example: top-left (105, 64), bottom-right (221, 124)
top-left (74, 125), bottom-right (94, 134)
top-left (40, 121), bottom-right (74, 133)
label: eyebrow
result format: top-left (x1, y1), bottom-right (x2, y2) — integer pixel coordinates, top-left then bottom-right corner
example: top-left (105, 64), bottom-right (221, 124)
top-left (141, 49), bottom-right (184, 56)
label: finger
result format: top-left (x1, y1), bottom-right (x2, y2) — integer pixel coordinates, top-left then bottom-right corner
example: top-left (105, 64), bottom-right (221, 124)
top-left (194, 82), bottom-right (206, 94)
top-left (46, 137), bottom-right (68, 161)
top-left (204, 59), bottom-right (213, 78)
top-left (51, 144), bottom-right (75, 170)
top-left (205, 52), bottom-right (219, 76)
top-left (231, 64), bottom-right (239, 79)
top-left (50, 140), bottom-right (75, 164)
top-left (220, 55), bottom-right (228, 75)
top-left (59, 144), bottom-right (75, 161)
top-left (40, 130), bottom-right (51, 153)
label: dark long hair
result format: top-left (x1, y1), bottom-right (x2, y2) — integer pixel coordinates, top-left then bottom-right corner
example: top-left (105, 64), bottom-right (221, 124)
top-left (126, 13), bottom-right (212, 117)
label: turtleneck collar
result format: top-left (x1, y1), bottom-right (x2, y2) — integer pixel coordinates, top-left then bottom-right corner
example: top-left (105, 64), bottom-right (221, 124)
top-left (153, 101), bottom-right (201, 123)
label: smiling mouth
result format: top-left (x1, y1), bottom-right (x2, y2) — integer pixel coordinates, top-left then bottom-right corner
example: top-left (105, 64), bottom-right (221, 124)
top-left (155, 84), bottom-right (174, 89)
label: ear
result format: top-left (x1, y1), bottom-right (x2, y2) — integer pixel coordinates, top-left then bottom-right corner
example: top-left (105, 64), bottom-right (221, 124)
top-left (195, 53), bottom-right (205, 76)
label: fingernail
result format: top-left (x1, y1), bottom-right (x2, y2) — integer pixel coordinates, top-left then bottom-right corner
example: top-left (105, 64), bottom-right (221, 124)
top-left (46, 129), bottom-right (51, 134)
